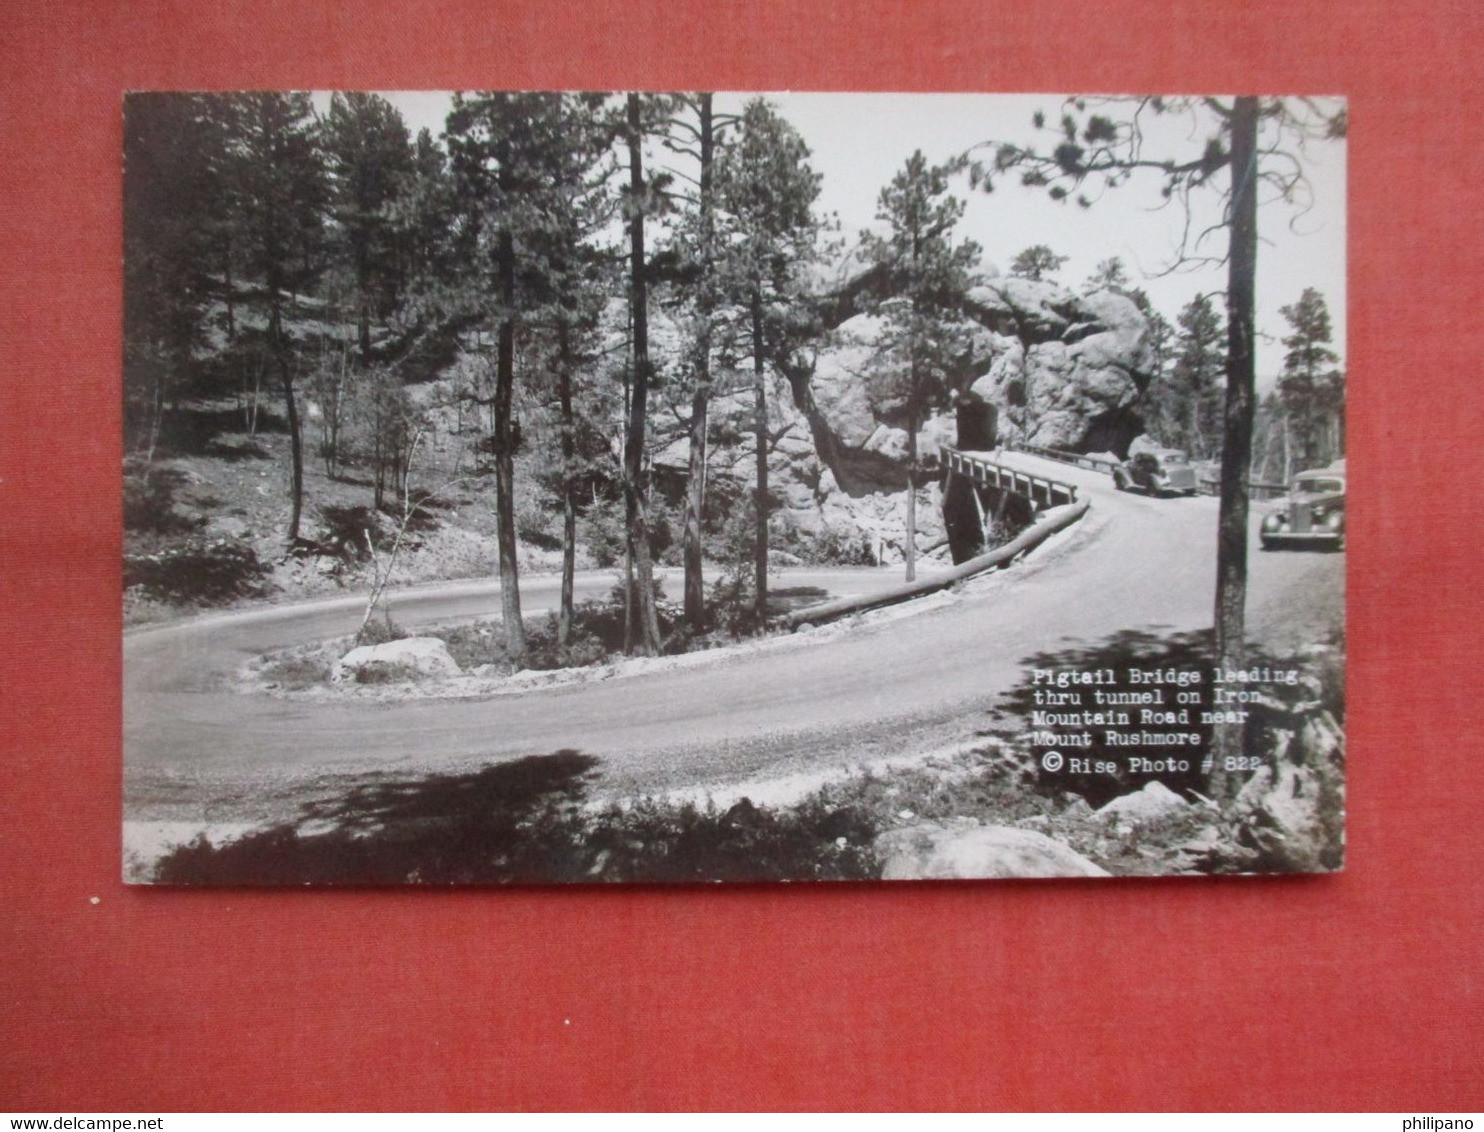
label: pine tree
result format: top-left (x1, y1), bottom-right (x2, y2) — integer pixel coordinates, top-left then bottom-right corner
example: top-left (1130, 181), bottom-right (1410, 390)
top-left (713, 97), bottom-right (823, 622)
top-left (659, 93), bottom-right (738, 634)
top-left (617, 93), bottom-right (670, 654)
top-left (321, 93), bottom-right (414, 361)
top-left (396, 128), bottom-right (455, 316)
top-left (860, 151), bottom-right (980, 582)
top-left (224, 92), bottom-right (327, 543)
top-left (523, 93), bottom-right (620, 654)
top-left (445, 91), bottom-right (583, 660)
top-left (123, 93), bottom-right (230, 459)
top-left (1009, 244), bottom-right (1068, 282)
top-left (1157, 293), bottom-right (1226, 459)
top-left (1083, 256), bottom-right (1131, 294)
top-left (1278, 288), bottom-right (1345, 469)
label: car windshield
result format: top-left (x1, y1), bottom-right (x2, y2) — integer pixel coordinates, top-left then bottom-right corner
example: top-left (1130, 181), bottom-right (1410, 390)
top-left (1294, 477), bottom-right (1343, 494)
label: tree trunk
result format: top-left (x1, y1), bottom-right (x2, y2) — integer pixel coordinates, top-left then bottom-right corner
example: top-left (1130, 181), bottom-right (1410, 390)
top-left (683, 93), bottom-right (715, 635)
top-left (752, 289), bottom-right (769, 627)
top-left (494, 218), bottom-right (526, 661)
top-left (625, 93), bottom-right (662, 655)
top-left (904, 416), bottom-right (918, 582)
top-left (557, 320), bottom-right (577, 655)
top-left (1282, 414), bottom-right (1292, 484)
top-left (269, 305), bottom-right (304, 544)
top-left (223, 241), bottom-right (236, 341)
top-left (1210, 95), bottom-right (1260, 798)
top-left (684, 377), bottom-right (710, 633)
top-left (278, 359), bottom-right (303, 545)
top-left (621, 314), bottom-right (634, 655)
top-left (358, 306), bottom-right (372, 363)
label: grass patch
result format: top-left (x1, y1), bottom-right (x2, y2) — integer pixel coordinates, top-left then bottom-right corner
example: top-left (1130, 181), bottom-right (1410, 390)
top-left (258, 652), bottom-right (332, 691)
top-left (428, 575), bottom-right (785, 674)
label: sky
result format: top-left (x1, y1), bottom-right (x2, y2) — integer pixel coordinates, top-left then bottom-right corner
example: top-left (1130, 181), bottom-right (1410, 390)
top-left (322, 91), bottom-right (1347, 381)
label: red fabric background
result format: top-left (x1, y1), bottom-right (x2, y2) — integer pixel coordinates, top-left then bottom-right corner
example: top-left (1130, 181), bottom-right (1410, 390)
top-left (2, 0), bottom-right (1481, 1112)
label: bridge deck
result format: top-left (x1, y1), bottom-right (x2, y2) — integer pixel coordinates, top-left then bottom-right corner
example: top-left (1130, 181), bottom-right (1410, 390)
top-left (941, 447), bottom-right (1084, 507)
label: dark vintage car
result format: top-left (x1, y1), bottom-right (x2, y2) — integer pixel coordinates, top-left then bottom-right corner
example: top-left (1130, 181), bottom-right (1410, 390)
top-left (1260, 463), bottom-right (1346, 550)
top-left (1112, 449), bottom-right (1198, 496)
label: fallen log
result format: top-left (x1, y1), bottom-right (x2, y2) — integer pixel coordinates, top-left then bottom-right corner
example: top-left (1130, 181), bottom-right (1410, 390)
top-left (781, 497), bottom-right (1091, 629)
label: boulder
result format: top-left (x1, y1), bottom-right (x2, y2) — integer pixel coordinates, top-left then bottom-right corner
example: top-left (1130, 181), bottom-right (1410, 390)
top-left (876, 821), bottom-right (1110, 879)
top-left (966, 278), bottom-right (1077, 343)
top-left (1231, 759), bottom-right (1342, 872)
top-left (331, 637), bottom-right (462, 683)
top-left (1095, 781), bottom-right (1189, 824)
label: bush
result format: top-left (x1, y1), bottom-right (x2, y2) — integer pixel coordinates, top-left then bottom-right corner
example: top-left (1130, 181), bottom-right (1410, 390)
top-left (356, 608), bottom-right (408, 647)
top-left (585, 795), bottom-right (879, 882)
top-left (259, 652), bottom-right (331, 690)
top-left (577, 496), bottom-right (627, 568)
top-left (427, 577), bottom-right (685, 672)
top-left (794, 526), bottom-right (877, 566)
top-left (315, 504), bottom-right (389, 563)
top-left (703, 568), bottom-right (761, 637)
top-left (124, 538), bottom-right (272, 606)
top-left (435, 619), bottom-right (513, 670)
top-left (353, 660), bottom-right (423, 685)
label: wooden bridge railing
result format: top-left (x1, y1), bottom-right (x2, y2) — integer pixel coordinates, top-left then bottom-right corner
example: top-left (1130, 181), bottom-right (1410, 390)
top-left (1194, 473), bottom-right (1289, 500)
top-left (1009, 441), bottom-right (1290, 500)
top-left (1008, 442), bottom-right (1120, 474)
top-left (941, 447), bottom-right (1079, 507)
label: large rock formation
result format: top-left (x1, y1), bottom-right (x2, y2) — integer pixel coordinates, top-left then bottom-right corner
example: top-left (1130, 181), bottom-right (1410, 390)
top-left (964, 280), bottom-right (1155, 454)
top-left (641, 269), bottom-right (1156, 569)
top-left (763, 271), bottom-right (1155, 564)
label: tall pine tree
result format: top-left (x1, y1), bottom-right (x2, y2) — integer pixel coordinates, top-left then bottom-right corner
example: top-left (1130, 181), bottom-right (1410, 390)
top-left (225, 92), bottom-right (327, 543)
top-left (713, 97), bottom-right (823, 622)
top-left (1278, 287), bottom-right (1345, 470)
top-left (321, 93), bottom-right (414, 361)
top-left (445, 91), bottom-right (581, 660)
top-left (860, 151), bottom-right (980, 582)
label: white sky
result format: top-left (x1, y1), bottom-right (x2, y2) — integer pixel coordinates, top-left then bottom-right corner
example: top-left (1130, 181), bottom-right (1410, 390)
top-left (328, 91), bottom-right (1347, 380)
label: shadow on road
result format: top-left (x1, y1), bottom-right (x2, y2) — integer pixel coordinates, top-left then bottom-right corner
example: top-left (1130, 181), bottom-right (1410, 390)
top-left (154, 750), bottom-right (603, 885)
top-left (149, 744), bottom-right (882, 887)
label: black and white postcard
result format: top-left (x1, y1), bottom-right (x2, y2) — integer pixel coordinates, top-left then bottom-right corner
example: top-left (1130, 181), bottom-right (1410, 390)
top-left (123, 92), bottom-right (1347, 883)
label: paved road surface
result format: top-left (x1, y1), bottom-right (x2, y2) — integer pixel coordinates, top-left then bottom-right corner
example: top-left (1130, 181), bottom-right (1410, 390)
top-left (124, 453), bottom-right (1343, 850)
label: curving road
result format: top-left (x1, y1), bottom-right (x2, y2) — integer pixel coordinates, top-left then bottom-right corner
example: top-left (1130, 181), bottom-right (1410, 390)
top-left (124, 453), bottom-right (1343, 860)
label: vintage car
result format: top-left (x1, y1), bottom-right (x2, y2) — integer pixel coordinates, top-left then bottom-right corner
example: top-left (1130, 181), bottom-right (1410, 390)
top-left (1111, 448), bottom-right (1198, 495)
top-left (1260, 463), bottom-right (1346, 550)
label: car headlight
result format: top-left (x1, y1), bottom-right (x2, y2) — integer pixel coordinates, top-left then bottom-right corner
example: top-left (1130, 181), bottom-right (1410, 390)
top-left (1326, 512), bottom-right (1344, 530)
top-left (1263, 513), bottom-right (1285, 531)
